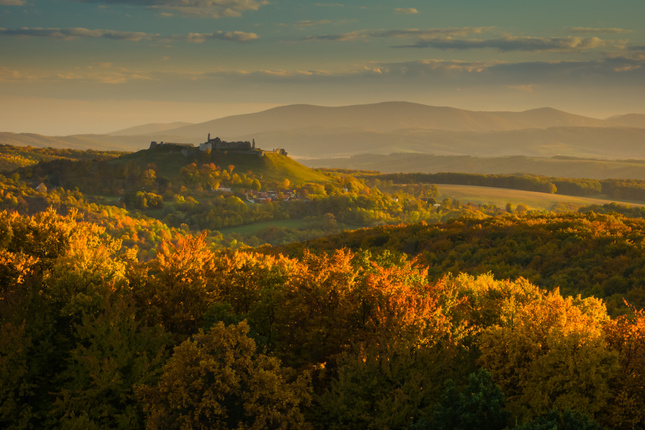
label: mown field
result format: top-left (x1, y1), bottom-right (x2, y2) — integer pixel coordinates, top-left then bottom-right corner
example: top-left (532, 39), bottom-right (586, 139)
top-left (436, 184), bottom-right (644, 211)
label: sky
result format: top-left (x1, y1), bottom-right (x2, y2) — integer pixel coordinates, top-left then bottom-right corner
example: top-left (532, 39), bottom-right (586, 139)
top-left (1, 0), bottom-right (645, 135)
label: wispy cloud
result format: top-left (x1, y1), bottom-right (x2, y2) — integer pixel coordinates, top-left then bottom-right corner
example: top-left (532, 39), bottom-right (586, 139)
top-left (0, 0), bottom-right (26, 5)
top-left (302, 27), bottom-right (490, 42)
top-left (568, 27), bottom-right (632, 34)
top-left (300, 27), bottom-right (624, 54)
top-left (69, 0), bottom-right (269, 18)
top-left (5, 55), bottom-right (644, 106)
top-left (394, 8), bottom-right (418, 14)
top-left (56, 63), bottom-right (154, 84)
top-left (371, 27), bottom-right (491, 39)
top-left (186, 31), bottom-right (258, 43)
top-left (302, 30), bottom-right (368, 42)
top-left (296, 20), bottom-right (333, 27)
top-left (361, 59), bottom-right (497, 78)
top-left (0, 63), bottom-right (154, 84)
top-left (206, 54), bottom-right (645, 86)
top-left (0, 27), bottom-right (156, 41)
top-left (395, 35), bottom-right (612, 52)
top-left (0, 67), bottom-right (36, 82)
top-left (0, 27), bottom-right (259, 43)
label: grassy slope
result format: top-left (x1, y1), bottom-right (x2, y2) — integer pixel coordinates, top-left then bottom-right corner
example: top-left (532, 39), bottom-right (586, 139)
top-left (112, 147), bottom-right (331, 185)
top-left (437, 184), bottom-right (644, 211)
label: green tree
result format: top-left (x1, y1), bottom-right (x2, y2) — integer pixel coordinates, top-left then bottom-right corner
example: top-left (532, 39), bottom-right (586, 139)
top-left (514, 409), bottom-right (603, 430)
top-left (138, 321), bottom-right (312, 430)
top-left (51, 291), bottom-right (170, 430)
top-left (431, 369), bottom-right (510, 430)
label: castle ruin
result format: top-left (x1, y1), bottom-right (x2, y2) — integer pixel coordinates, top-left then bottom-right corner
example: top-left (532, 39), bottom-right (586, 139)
top-left (150, 134), bottom-right (287, 157)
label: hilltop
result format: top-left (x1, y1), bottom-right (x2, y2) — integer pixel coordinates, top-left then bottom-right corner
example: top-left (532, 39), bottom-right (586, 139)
top-left (113, 141), bottom-right (330, 186)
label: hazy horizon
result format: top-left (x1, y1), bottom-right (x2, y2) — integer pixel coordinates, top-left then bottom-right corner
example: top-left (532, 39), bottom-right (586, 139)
top-left (2, 0), bottom-right (644, 135)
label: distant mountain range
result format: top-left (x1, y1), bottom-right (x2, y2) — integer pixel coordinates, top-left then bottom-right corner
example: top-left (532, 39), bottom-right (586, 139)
top-left (3, 102), bottom-right (645, 161)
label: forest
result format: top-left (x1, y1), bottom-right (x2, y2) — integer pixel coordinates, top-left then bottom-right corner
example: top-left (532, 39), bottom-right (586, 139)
top-left (1, 144), bottom-right (645, 429)
top-left (2, 209), bottom-right (645, 429)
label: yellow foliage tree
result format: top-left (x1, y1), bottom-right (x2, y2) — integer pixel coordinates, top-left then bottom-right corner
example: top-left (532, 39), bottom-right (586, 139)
top-left (603, 306), bottom-right (645, 429)
top-left (478, 289), bottom-right (619, 423)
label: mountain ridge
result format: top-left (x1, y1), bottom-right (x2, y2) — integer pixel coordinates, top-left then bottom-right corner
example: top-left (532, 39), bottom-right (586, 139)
top-left (2, 102), bottom-right (644, 161)
top-left (152, 102), bottom-right (615, 139)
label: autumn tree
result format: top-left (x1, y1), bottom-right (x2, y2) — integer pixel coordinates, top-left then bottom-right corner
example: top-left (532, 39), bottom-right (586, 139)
top-left (478, 290), bottom-right (619, 424)
top-left (138, 321), bottom-right (311, 430)
top-left (603, 305), bottom-right (645, 429)
top-left (134, 234), bottom-right (217, 338)
top-left (309, 253), bottom-right (465, 429)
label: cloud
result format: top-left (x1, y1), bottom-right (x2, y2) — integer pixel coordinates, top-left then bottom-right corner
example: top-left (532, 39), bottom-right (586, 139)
top-left (302, 27), bottom-right (490, 43)
top-left (0, 63), bottom-right (154, 84)
top-left (568, 27), bottom-right (632, 34)
top-left (302, 30), bottom-right (368, 42)
top-left (395, 35), bottom-right (611, 52)
top-left (0, 0), bottom-right (26, 5)
top-left (186, 31), bottom-right (259, 43)
top-left (370, 27), bottom-right (491, 39)
top-left (0, 27), bottom-right (156, 41)
top-left (0, 27), bottom-right (259, 43)
top-left (298, 26), bottom-right (620, 54)
top-left (69, 0), bottom-right (269, 18)
top-left (361, 59), bottom-right (497, 78)
top-left (207, 54), bottom-right (645, 87)
top-left (394, 8), bottom-right (418, 14)
top-left (0, 67), bottom-right (34, 82)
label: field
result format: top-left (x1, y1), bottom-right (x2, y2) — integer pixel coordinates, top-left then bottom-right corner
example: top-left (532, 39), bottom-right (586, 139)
top-left (436, 184), bottom-right (644, 211)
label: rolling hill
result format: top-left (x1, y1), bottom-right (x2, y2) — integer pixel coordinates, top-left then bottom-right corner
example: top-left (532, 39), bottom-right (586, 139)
top-left (108, 121), bottom-right (193, 136)
top-left (0, 132), bottom-right (147, 152)
top-left (151, 102), bottom-right (613, 139)
top-left (114, 145), bottom-right (332, 186)
top-left (2, 102), bottom-right (645, 162)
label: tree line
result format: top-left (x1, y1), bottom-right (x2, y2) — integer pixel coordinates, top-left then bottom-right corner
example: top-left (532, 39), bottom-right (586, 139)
top-left (372, 172), bottom-right (645, 202)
